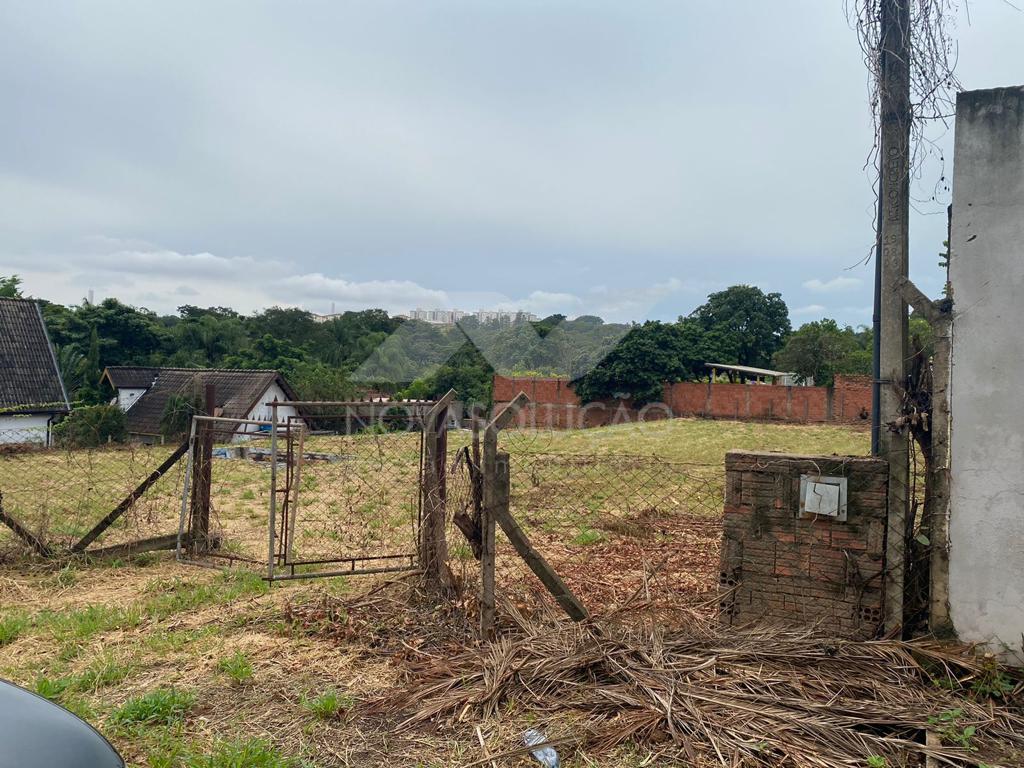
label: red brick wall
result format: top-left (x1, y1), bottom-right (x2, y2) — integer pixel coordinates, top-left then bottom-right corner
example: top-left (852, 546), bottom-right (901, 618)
top-left (832, 374), bottom-right (873, 424)
top-left (493, 375), bottom-right (873, 428)
top-left (719, 451), bottom-right (887, 639)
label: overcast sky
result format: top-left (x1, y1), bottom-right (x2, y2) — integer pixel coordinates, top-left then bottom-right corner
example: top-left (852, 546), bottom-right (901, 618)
top-left (1, 1), bottom-right (1021, 326)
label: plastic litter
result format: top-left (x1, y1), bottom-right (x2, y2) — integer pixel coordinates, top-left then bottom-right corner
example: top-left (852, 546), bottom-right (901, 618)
top-left (523, 728), bottom-right (559, 768)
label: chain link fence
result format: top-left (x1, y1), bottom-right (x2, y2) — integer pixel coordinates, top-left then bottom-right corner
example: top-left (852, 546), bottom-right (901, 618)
top-left (0, 430), bottom-right (185, 557)
top-left (273, 416), bottom-right (423, 579)
top-left (444, 425), bottom-right (725, 627)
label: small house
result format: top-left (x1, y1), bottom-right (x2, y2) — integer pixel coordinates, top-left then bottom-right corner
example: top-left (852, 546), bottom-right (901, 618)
top-left (101, 367), bottom-right (303, 443)
top-left (0, 298), bottom-right (71, 445)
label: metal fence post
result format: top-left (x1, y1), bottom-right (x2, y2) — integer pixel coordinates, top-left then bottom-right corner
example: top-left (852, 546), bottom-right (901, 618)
top-left (176, 417), bottom-right (199, 560)
top-left (268, 401), bottom-right (278, 582)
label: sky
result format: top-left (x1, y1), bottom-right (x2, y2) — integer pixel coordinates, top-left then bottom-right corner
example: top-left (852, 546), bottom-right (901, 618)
top-left (1, 1), bottom-right (1022, 327)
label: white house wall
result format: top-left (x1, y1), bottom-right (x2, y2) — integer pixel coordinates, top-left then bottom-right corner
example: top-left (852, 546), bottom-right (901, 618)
top-left (0, 414), bottom-right (52, 445)
top-left (237, 382), bottom-right (300, 439)
top-left (116, 388), bottom-right (148, 411)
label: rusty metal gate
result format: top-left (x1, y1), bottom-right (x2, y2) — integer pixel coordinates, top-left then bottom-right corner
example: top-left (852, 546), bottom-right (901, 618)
top-left (267, 399), bottom-right (445, 581)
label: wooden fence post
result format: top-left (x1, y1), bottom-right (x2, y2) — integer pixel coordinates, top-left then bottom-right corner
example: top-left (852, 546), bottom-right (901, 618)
top-left (491, 451), bottom-right (589, 623)
top-left (189, 384), bottom-right (215, 548)
top-left (0, 492), bottom-right (53, 557)
top-left (480, 392), bottom-right (530, 638)
top-left (480, 426), bottom-right (498, 638)
top-left (899, 277), bottom-right (954, 632)
top-left (420, 389), bottom-right (457, 592)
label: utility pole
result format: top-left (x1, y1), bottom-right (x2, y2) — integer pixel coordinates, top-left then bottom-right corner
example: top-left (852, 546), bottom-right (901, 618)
top-left (878, 0), bottom-right (912, 635)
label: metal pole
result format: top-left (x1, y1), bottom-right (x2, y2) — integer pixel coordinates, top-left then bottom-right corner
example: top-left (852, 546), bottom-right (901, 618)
top-left (268, 401), bottom-right (279, 582)
top-left (176, 417), bottom-right (199, 561)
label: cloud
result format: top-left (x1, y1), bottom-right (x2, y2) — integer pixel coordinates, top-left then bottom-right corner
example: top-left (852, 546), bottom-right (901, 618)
top-left (90, 250), bottom-right (272, 279)
top-left (278, 272), bottom-right (448, 308)
top-left (802, 276), bottom-right (862, 293)
top-left (792, 304), bottom-right (827, 316)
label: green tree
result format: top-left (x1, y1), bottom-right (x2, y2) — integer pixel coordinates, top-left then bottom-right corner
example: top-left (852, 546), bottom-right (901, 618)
top-left (0, 275), bottom-right (23, 298)
top-left (244, 307), bottom-right (321, 351)
top-left (772, 319), bottom-right (861, 386)
top-left (688, 285), bottom-right (791, 369)
top-left (172, 313), bottom-right (247, 366)
top-left (43, 298), bottom-right (169, 369)
top-left (401, 343), bottom-right (494, 405)
top-left (288, 362), bottom-right (355, 401)
top-left (54, 344), bottom-right (87, 401)
top-left (574, 321), bottom-right (696, 406)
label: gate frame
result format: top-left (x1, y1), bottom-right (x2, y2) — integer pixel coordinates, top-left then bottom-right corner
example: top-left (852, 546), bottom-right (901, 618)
top-left (262, 396), bottom-right (454, 583)
top-left (175, 414), bottom-right (275, 567)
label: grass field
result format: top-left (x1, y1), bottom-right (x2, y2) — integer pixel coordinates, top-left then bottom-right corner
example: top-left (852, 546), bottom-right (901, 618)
top-left (0, 418), bottom-right (870, 767)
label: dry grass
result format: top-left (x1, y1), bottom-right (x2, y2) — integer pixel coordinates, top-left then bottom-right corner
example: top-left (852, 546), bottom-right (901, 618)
top-left (6, 417), bottom-right (1004, 768)
top-left (380, 600), bottom-right (1024, 767)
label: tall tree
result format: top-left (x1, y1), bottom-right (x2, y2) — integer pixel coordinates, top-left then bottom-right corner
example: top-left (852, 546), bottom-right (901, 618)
top-left (0, 275), bottom-right (23, 298)
top-left (574, 321), bottom-right (698, 406)
top-left (688, 285), bottom-right (791, 369)
top-left (772, 319), bottom-right (863, 386)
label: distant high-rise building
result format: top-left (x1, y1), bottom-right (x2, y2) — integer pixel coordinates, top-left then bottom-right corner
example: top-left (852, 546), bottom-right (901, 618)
top-left (408, 308), bottom-right (538, 325)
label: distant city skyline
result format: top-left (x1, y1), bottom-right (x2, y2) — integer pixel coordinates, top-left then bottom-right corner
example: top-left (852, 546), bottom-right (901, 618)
top-left (313, 307), bottom-right (540, 325)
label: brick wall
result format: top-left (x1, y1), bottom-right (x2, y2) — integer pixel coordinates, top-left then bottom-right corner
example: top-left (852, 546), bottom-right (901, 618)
top-left (492, 375), bottom-right (873, 428)
top-left (719, 451), bottom-right (887, 639)
top-left (832, 374), bottom-right (873, 424)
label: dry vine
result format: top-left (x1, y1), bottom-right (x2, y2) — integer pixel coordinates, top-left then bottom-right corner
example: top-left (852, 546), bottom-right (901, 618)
top-left (846, 0), bottom-right (962, 254)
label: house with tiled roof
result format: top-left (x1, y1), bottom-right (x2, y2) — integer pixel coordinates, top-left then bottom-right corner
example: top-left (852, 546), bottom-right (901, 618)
top-left (101, 366), bottom-right (302, 442)
top-left (0, 298), bottom-right (71, 445)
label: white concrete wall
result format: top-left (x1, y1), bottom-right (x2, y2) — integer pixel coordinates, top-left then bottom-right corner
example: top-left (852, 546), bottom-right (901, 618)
top-left (948, 86), bottom-right (1024, 657)
top-left (0, 414), bottom-right (51, 445)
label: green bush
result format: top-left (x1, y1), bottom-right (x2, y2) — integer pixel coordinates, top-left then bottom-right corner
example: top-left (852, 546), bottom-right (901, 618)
top-left (52, 405), bottom-right (126, 448)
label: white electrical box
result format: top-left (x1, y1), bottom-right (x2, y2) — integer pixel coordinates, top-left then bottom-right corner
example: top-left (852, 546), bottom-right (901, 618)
top-left (799, 475), bottom-right (848, 521)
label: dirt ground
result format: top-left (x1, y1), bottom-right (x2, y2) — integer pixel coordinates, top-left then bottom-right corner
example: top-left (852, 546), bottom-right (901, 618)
top-left (0, 418), bottom-right (882, 766)
top-left (0, 511), bottom-right (723, 767)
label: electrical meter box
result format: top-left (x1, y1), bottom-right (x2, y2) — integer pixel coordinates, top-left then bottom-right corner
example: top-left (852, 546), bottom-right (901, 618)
top-left (799, 474), bottom-right (848, 522)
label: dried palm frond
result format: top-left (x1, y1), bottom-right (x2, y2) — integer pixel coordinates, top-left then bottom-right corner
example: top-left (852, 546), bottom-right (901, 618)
top-left (377, 604), bottom-right (1024, 767)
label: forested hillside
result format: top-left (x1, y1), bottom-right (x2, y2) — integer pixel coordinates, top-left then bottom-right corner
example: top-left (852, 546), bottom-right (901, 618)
top-left (1, 275), bottom-right (884, 407)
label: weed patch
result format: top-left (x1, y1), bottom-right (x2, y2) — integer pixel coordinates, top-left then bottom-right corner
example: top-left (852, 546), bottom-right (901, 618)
top-left (111, 687), bottom-right (195, 726)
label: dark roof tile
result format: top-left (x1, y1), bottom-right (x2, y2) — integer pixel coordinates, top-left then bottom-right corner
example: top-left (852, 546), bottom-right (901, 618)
top-left (123, 368), bottom-right (297, 436)
top-left (0, 298), bottom-right (69, 414)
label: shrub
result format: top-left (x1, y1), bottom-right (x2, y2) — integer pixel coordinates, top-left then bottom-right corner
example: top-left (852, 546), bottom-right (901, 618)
top-left (52, 405), bottom-right (126, 448)
top-left (160, 392), bottom-right (201, 439)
